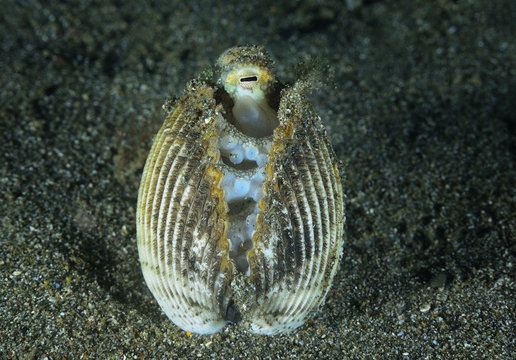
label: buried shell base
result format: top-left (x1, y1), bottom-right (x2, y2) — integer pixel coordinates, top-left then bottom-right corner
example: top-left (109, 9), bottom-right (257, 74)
top-left (136, 46), bottom-right (345, 335)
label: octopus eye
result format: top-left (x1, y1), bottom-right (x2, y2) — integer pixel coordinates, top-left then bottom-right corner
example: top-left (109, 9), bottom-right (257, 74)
top-left (239, 75), bottom-right (258, 88)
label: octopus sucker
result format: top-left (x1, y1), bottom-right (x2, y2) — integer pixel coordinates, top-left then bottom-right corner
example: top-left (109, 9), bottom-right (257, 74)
top-left (136, 45), bottom-right (345, 335)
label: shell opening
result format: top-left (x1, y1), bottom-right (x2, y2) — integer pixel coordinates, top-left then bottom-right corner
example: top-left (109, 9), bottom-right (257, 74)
top-left (218, 155), bottom-right (268, 273)
top-left (216, 85), bottom-right (278, 273)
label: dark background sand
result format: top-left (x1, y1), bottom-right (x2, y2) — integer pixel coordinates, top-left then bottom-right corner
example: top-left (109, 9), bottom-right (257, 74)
top-left (1, 0), bottom-right (514, 358)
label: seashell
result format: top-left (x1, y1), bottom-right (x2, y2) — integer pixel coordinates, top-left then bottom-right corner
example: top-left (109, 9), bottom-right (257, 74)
top-left (136, 45), bottom-right (345, 335)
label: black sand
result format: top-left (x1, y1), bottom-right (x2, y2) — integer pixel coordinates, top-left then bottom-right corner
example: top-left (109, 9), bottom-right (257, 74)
top-left (1, 0), bottom-right (514, 358)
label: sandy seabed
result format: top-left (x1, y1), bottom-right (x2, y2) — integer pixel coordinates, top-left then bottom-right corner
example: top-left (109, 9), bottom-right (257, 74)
top-left (1, 1), bottom-right (514, 359)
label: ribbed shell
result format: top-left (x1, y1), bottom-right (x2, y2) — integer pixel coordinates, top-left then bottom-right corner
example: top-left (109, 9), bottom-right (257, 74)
top-left (137, 78), bottom-right (344, 335)
top-left (137, 82), bottom-right (233, 334)
top-left (243, 84), bottom-right (344, 334)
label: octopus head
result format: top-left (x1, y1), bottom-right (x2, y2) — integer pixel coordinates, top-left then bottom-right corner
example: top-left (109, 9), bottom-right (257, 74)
top-left (216, 45), bottom-right (275, 103)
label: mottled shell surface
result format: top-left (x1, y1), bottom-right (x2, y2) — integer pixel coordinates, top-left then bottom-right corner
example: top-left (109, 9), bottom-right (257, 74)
top-left (137, 46), bottom-right (344, 335)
